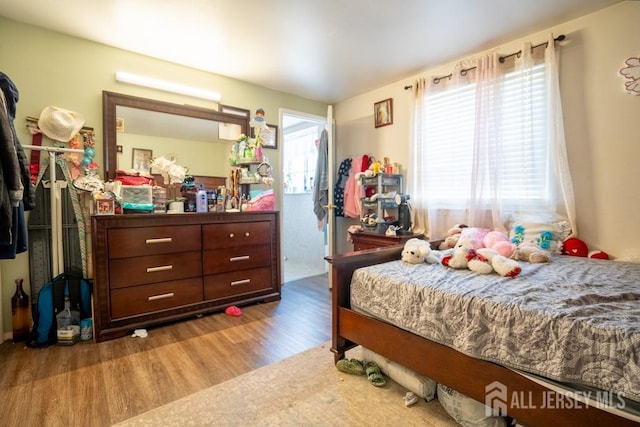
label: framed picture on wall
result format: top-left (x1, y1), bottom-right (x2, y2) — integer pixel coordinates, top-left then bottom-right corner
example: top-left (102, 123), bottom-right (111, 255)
top-left (132, 148), bottom-right (152, 174)
top-left (260, 124), bottom-right (278, 149)
top-left (251, 124), bottom-right (278, 149)
top-left (374, 98), bottom-right (393, 128)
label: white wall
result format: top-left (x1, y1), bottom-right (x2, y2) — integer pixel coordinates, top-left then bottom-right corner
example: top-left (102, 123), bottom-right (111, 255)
top-left (334, 1), bottom-right (640, 260)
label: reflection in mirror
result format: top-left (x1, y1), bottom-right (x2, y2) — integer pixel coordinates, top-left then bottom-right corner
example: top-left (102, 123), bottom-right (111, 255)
top-left (102, 91), bottom-right (249, 184)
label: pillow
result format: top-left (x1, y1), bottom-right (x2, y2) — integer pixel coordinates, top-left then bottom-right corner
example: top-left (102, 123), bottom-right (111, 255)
top-left (437, 383), bottom-right (507, 427)
top-left (508, 216), bottom-right (571, 255)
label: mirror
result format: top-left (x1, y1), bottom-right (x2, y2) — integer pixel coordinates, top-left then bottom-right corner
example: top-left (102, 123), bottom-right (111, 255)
top-left (102, 91), bottom-right (249, 183)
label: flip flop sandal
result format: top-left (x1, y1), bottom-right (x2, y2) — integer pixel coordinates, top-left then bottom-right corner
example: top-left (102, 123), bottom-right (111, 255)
top-left (335, 358), bottom-right (365, 375)
top-left (364, 361), bottom-right (386, 387)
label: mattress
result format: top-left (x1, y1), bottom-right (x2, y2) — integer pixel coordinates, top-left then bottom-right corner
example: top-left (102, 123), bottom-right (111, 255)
top-left (350, 256), bottom-right (640, 403)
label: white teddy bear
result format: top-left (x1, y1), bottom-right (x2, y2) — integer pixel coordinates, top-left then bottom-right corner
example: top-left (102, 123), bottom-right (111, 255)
top-left (470, 248), bottom-right (522, 277)
top-left (401, 238), bottom-right (440, 264)
top-left (441, 245), bottom-right (522, 277)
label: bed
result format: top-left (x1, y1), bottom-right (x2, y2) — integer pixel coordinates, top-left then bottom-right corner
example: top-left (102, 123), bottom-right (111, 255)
top-left (326, 244), bottom-right (640, 426)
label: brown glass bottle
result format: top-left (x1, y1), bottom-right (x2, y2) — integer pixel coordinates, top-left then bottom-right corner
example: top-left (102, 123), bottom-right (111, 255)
top-left (11, 278), bottom-right (30, 342)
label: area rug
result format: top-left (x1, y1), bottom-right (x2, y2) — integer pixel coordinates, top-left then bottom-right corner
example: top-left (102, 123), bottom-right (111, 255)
top-left (114, 342), bottom-right (457, 426)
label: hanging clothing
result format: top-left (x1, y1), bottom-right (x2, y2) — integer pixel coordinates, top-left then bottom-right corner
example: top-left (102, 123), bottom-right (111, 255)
top-left (343, 156), bottom-right (364, 218)
top-left (334, 157), bottom-right (352, 217)
top-left (0, 71), bottom-right (31, 257)
top-left (313, 129), bottom-right (329, 223)
top-left (0, 71), bottom-right (33, 210)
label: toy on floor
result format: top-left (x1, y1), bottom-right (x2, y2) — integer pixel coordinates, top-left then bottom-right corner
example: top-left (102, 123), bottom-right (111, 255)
top-left (225, 305), bottom-right (242, 317)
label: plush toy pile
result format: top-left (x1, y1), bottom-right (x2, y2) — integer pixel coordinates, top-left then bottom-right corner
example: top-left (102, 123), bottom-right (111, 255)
top-left (404, 222), bottom-right (610, 279)
top-left (403, 232), bottom-right (521, 277)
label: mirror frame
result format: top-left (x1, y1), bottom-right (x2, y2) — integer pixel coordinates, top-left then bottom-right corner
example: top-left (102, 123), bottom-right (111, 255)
top-left (102, 91), bottom-right (249, 181)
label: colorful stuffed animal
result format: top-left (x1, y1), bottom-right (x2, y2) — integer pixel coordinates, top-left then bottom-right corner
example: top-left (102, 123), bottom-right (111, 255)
top-left (471, 248), bottom-right (522, 277)
top-left (438, 224), bottom-right (468, 250)
top-left (483, 231), bottom-right (516, 258)
top-left (442, 246), bottom-right (521, 277)
top-left (441, 245), bottom-right (475, 269)
top-left (562, 237), bottom-right (610, 260)
top-left (402, 238), bottom-right (440, 264)
top-left (512, 241), bottom-right (552, 263)
top-left (457, 227), bottom-right (491, 249)
top-left (562, 237), bottom-right (588, 257)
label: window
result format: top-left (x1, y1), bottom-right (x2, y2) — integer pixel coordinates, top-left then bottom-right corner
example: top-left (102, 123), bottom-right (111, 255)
top-left (421, 64), bottom-right (548, 209)
top-left (282, 125), bottom-right (320, 194)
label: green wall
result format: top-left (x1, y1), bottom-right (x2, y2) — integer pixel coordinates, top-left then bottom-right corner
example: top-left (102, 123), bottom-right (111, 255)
top-left (0, 17), bottom-right (328, 337)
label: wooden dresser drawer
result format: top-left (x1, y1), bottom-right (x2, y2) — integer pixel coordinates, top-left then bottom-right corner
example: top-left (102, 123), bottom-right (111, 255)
top-left (92, 212), bottom-right (280, 342)
top-left (109, 225), bottom-right (201, 259)
top-left (110, 277), bottom-right (203, 319)
top-left (203, 244), bottom-right (270, 275)
top-left (203, 221), bottom-right (271, 249)
top-left (109, 251), bottom-right (202, 289)
top-left (204, 267), bottom-right (272, 300)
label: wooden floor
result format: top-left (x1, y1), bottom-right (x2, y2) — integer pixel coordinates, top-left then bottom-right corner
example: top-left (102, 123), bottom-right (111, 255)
top-left (0, 274), bottom-right (330, 427)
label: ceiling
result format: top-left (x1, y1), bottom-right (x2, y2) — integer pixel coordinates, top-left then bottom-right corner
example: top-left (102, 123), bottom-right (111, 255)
top-left (0, 0), bottom-right (623, 104)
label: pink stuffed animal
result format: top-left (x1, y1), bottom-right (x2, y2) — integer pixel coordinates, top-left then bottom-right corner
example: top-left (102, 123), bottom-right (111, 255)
top-left (483, 231), bottom-right (516, 258)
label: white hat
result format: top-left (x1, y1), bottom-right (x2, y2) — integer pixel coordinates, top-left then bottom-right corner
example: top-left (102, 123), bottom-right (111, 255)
top-left (38, 106), bottom-right (85, 142)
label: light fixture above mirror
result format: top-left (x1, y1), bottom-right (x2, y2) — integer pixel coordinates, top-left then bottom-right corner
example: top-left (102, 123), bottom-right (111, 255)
top-left (115, 71), bottom-right (222, 102)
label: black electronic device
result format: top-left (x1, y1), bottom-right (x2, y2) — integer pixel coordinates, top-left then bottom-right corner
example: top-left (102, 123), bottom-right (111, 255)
top-left (395, 193), bottom-right (412, 232)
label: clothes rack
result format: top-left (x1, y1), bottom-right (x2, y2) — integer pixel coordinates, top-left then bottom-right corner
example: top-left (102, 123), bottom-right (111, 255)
top-left (22, 144), bottom-right (84, 277)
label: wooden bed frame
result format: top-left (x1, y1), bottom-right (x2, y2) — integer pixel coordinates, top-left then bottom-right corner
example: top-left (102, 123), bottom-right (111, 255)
top-left (326, 245), bottom-right (637, 427)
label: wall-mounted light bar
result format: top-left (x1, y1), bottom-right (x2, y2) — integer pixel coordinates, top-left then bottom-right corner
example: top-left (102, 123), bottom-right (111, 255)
top-left (115, 71), bottom-right (221, 102)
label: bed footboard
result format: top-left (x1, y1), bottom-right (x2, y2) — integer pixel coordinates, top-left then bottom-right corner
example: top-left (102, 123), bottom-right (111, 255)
top-left (325, 245), bottom-right (403, 361)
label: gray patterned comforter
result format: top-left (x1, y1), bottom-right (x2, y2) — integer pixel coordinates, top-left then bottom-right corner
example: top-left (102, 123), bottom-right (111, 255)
top-left (350, 256), bottom-right (640, 402)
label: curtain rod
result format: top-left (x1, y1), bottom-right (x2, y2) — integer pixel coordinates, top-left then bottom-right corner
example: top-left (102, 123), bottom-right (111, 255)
top-left (404, 34), bottom-right (566, 89)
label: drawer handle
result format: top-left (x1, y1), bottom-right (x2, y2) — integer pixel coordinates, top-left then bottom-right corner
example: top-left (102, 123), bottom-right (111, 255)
top-left (229, 255), bottom-right (250, 262)
top-left (229, 233), bottom-right (234, 238)
top-left (230, 279), bottom-right (250, 286)
top-left (245, 232), bottom-right (250, 237)
top-left (146, 237), bottom-right (172, 244)
top-left (146, 265), bottom-right (173, 273)
top-left (148, 292), bottom-right (174, 301)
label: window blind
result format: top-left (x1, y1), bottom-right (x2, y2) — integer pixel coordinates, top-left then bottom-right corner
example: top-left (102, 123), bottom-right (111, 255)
top-left (421, 63), bottom-right (548, 208)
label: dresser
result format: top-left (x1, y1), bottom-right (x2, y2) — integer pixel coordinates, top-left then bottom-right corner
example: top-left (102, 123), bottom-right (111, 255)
top-left (91, 211), bottom-right (281, 342)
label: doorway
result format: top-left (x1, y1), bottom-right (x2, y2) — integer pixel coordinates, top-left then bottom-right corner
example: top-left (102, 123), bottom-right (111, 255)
top-left (280, 111), bottom-right (328, 283)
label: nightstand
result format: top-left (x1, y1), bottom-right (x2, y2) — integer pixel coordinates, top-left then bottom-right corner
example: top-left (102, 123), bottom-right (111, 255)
top-left (350, 232), bottom-right (424, 251)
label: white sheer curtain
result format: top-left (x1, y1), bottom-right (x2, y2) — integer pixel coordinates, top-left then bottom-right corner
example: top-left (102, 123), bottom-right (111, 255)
top-left (408, 35), bottom-right (575, 240)
top-left (408, 77), bottom-right (430, 235)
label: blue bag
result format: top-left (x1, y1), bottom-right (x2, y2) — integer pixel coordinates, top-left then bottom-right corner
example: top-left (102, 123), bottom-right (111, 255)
top-left (27, 273), bottom-right (92, 348)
